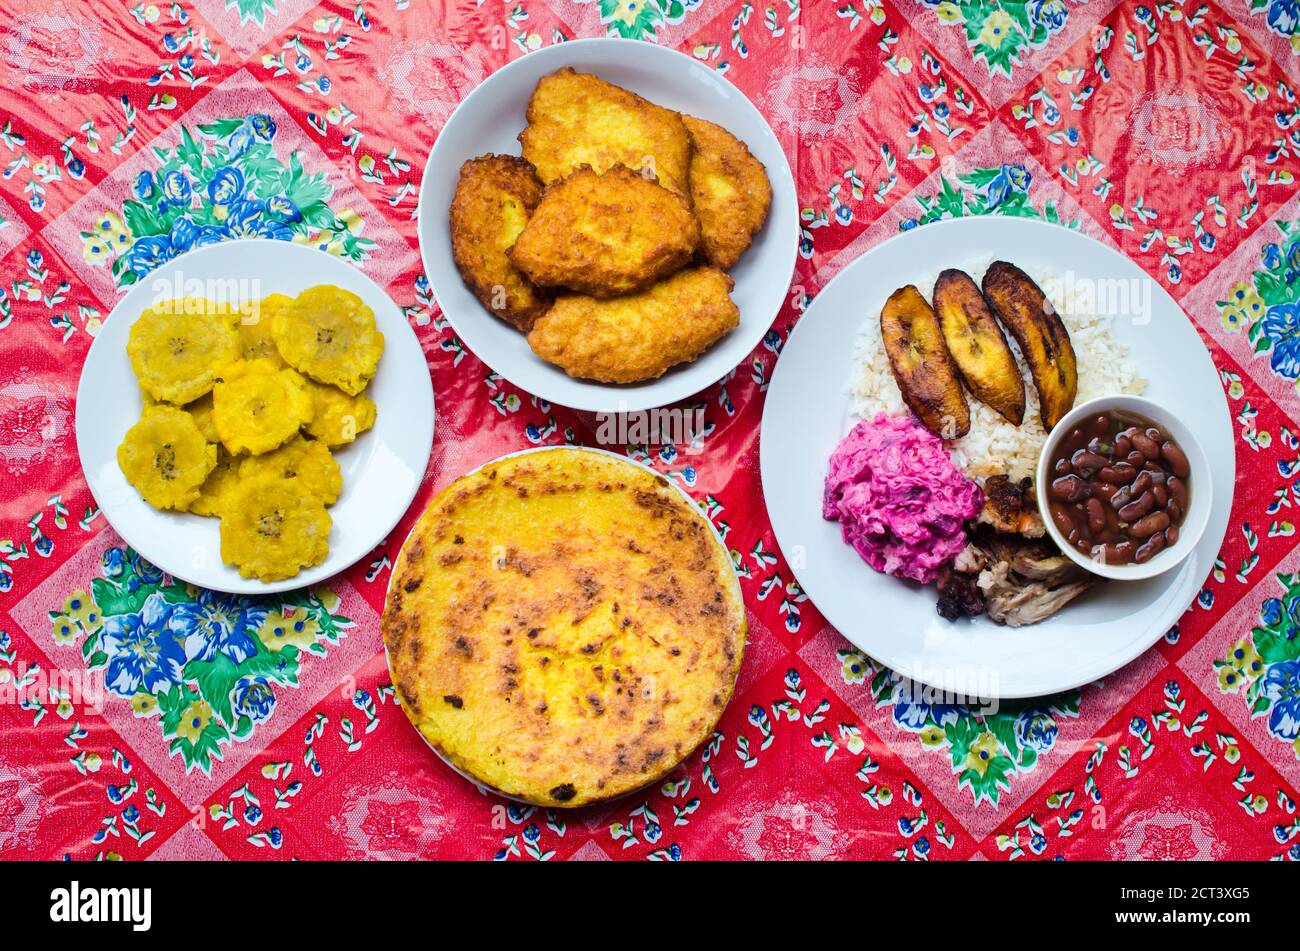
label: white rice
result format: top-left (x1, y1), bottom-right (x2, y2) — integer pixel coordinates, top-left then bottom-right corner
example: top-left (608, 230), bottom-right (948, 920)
top-left (850, 258), bottom-right (1146, 482)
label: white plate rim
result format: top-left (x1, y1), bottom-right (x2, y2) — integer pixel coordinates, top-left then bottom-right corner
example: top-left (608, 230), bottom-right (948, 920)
top-left (415, 36), bottom-right (800, 413)
top-left (759, 216), bottom-right (1235, 699)
top-left (74, 238), bottom-right (436, 595)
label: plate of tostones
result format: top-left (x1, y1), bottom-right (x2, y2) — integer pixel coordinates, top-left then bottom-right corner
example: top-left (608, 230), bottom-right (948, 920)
top-left (76, 239), bottom-right (435, 594)
top-left (417, 38), bottom-right (798, 413)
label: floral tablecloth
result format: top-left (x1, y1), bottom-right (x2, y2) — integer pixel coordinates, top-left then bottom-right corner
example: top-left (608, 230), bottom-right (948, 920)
top-left (1, 0), bottom-right (1299, 862)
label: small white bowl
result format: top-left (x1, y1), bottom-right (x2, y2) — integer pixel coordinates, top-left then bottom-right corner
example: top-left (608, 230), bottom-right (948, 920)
top-left (1036, 395), bottom-right (1212, 581)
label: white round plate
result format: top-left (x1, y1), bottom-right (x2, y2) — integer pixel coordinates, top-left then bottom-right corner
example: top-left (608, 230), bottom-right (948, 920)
top-left (417, 37), bottom-right (799, 413)
top-left (760, 217), bottom-right (1234, 699)
top-left (76, 239), bottom-right (435, 595)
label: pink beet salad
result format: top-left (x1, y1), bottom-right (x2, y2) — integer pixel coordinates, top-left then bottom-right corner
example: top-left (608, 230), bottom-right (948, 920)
top-left (823, 414), bottom-right (983, 584)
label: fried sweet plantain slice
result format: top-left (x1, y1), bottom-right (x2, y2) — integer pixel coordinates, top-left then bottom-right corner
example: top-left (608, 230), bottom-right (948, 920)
top-left (880, 285), bottom-right (970, 439)
top-left (519, 68), bottom-right (692, 196)
top-left (981, 261), bottom-right (1077, 430)
top-left (301, 378), bottom-right (376, 448)
top-left (128, 297), bottom-right (240, 404)
top-left (239, 435), bottom-right (342, 506)
top-left (117, 405), bottom-right (217, 511)
top-left (219, 473), bottom-right (331, 581)
top-left (211, 359), bottom-right (314, 456)
top-left (933, 269), bottom-right (1025, 425)
top-left (273, 285), bottom-right (384, 395)
top-left (509, 165), bottom-right (699, 298)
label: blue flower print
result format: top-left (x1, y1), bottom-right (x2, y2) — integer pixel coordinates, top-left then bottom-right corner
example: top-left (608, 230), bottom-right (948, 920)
top-left (170, 589), bottom-right (265, 665)
top-left (101, 593), bottom-right (185, 697)
top-left (984, 164), bottom-right (1031, 210)
top-left (232, 675), bottom-right (276, 723)
top-left (1031, 0), bottom-right (1069, 33)
top-left (207, 166), bottom-right (245, 207)
top-left (1261, 660), bottom-right (1300, 741)
top-left (169, 216), bottom-right (198, 254)
top-left (1268, 0), bottom-right (1299, 34)
top-left (891, 679), bottom-right (961, 732)
top-left (125, 235), bottom-right (174, 277)
top-left (266, 195), bottom-right (301, 222)
top-left (102, 547), bottom-right (126, 578)
top-left (1261, 597), bottom-right (1285, 627)
top-left (161, 169), bottom-right (192, 205)
top-left (132, 171), bottom-right (156, 201)
top-left (1014, 709), bottom-right (1059, 752)
top-left (1260, 302), bottom-right (1300, 379)
top-left (227, 114), bottom-right (277, 159)
top-left (1264, 243), bottom-right (1283, 270)
top-left (223, 199), bottom-right (293, 240)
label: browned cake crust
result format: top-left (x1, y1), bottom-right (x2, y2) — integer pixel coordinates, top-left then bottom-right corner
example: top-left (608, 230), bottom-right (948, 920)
top-left (382, 448), bottom-right (747, 807)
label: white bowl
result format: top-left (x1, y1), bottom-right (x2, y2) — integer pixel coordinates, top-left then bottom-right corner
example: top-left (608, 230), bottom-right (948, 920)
top-left (1036, 395), bottom-right (1211, 581)
top-left (416, 37), bottom-right (799, 413)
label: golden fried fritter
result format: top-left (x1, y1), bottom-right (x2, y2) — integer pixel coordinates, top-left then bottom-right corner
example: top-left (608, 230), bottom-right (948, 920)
top-left (449, 155), bottom-right (552, 332)
top-left (509, 165), bottom-right (699, 298)
top-left (527, 267), bottom-right (739, 383)
top-left (682, 115), bottom-right (771, 269)
top-left (519, 68), bottom-right (692, 197)
top-left (382, 447), bottom-right (746, 807)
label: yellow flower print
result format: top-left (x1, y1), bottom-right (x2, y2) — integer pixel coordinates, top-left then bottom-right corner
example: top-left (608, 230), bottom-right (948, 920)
top-left (177, 700), bottom-right (212, 744)
top-left (62, 590), bottom-right (101, 629)
top-left (977, 9), bottom-right (1016, 50)
top-left (1220, 283), bottom-right (1265, 333)
top-left (839, 649), bottom-right (869, 684)
top-left (1223, 744), bottom-right (1240, 764)
top-left (131, 693), bottom-right (158, 717)
top-left (1218, 663), bottom-right (1244, 692)
top-left (51, 614), bottom-right (78, 645)
top-left (259, 609), bottom-right (320, 652)
top-left (1292, 33), bottom-right (1300, 54)
top-left (964, 731), bottom-right (1000, 775)
top-left (920, 725), bottom-right (947, 748)
top-left (936, 2), bottom-right (962, 23)
top-left (311, 587), bottom-right (340, 613)
top-left (610, 0), bottom-right (642, 27)
top-left (55, 699), bottom-right (73, 719)
top-left (1294, 735), bottom-right (1300, 760)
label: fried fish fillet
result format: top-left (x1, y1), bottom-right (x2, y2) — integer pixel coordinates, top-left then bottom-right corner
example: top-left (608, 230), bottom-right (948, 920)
top-left (682, 115), bottom-right (772, 269)
top-left (519, 67), bottom-right (692, 197)
top-left (527, 267), bottom-right (739, 383)
top-left (933, 268), bottom-right (1025, 425)
top-left (449, 154), bottom-right (551, 331)
top-left (981, 261), bottom-right (1077, 429)
top-left (509, 165), bottom-right (699, 298)
top-left (382, 447), bottom-right (746, 807)
top-left (880, 284), bottom-right (970, 438)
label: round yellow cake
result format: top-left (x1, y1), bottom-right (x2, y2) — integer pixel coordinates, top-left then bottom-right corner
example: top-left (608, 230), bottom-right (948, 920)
top-left (382, 447), bottom-right (746, 807)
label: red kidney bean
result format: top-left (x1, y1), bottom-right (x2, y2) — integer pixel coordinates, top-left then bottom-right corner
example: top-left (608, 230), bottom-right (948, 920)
top-left (1054, 458), bottom-right (1071, 477)
top-left (1164, 524), bottom-right (1179, 547)
top-left (1167, 501), bottom-right (1183, 524)
top-left (1152, 482), bottom-right (1168, 507)
top-left (1071, 450), bottom-right (1108, 474)
top-left (1092, 481), bottom-right (1119, 503)
top-left (1135, 533), bottom-right (1165, 564)
top-left (1125, 450), bottom-right (1146, 468)
top-left (1110, 485), bottom-right (1135, 510)
top-left (1050, 475), bottom-right (1090, 502)
top-left (1093, 541), bottom-right (1135, 565)
top-left (1114, 434), bottom-right (1132, 457)
top-left (1097, 463), bottom-right (1137, 484)
top-left (1160, 441), bottom-right (1190, 479)
top-left (1118, 491), bottom-right (1155, 522)
top-left (1131, 433), bottom-right (1160, 459)
top-left (1051, 507), bottom-right (1076, 538)
top-left (1167, 476), bottom-right (1187, 510)
top-left (1130, 511), bottom-right (1171, 538)
top-left (1131, 471), bottom-right (1153, 496)
top-left (1085, 498), bottom-right (1106, 535)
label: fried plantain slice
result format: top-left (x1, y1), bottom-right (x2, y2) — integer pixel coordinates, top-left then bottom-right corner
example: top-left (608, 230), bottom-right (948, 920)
top-left (235, 293), bottom-right (293, 367)
top-left (187, 447), bottom-right (242, 518)
top-left (117, 405), bottom-right (217, 511)
top-left (239, 435), bottom-right (342, 506)
top-left (880, 285), bottom-right (970, 439)
top-left (981, 261), bottom-right (1077, 430)
top-left (211, 358), bottom-right (314, 456)
top-left (272, 285), bottom-right (384, 395)
top-left (509, 165), bottom-right (699, 298)
top-left (183, 392), bottom-right (219, 443)
top-left (128, 297), bottom-right (240, 404)
top-left (933, 269), bottom-right (1025, 425)
top-left (301, 378), bottom-right (376, 448)
top-left (219, 473), bottom-right (331, 581)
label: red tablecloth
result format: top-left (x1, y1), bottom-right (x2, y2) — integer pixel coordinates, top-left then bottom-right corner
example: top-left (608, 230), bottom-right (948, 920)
top-left (1, 0), bottom-right (1298, 861)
